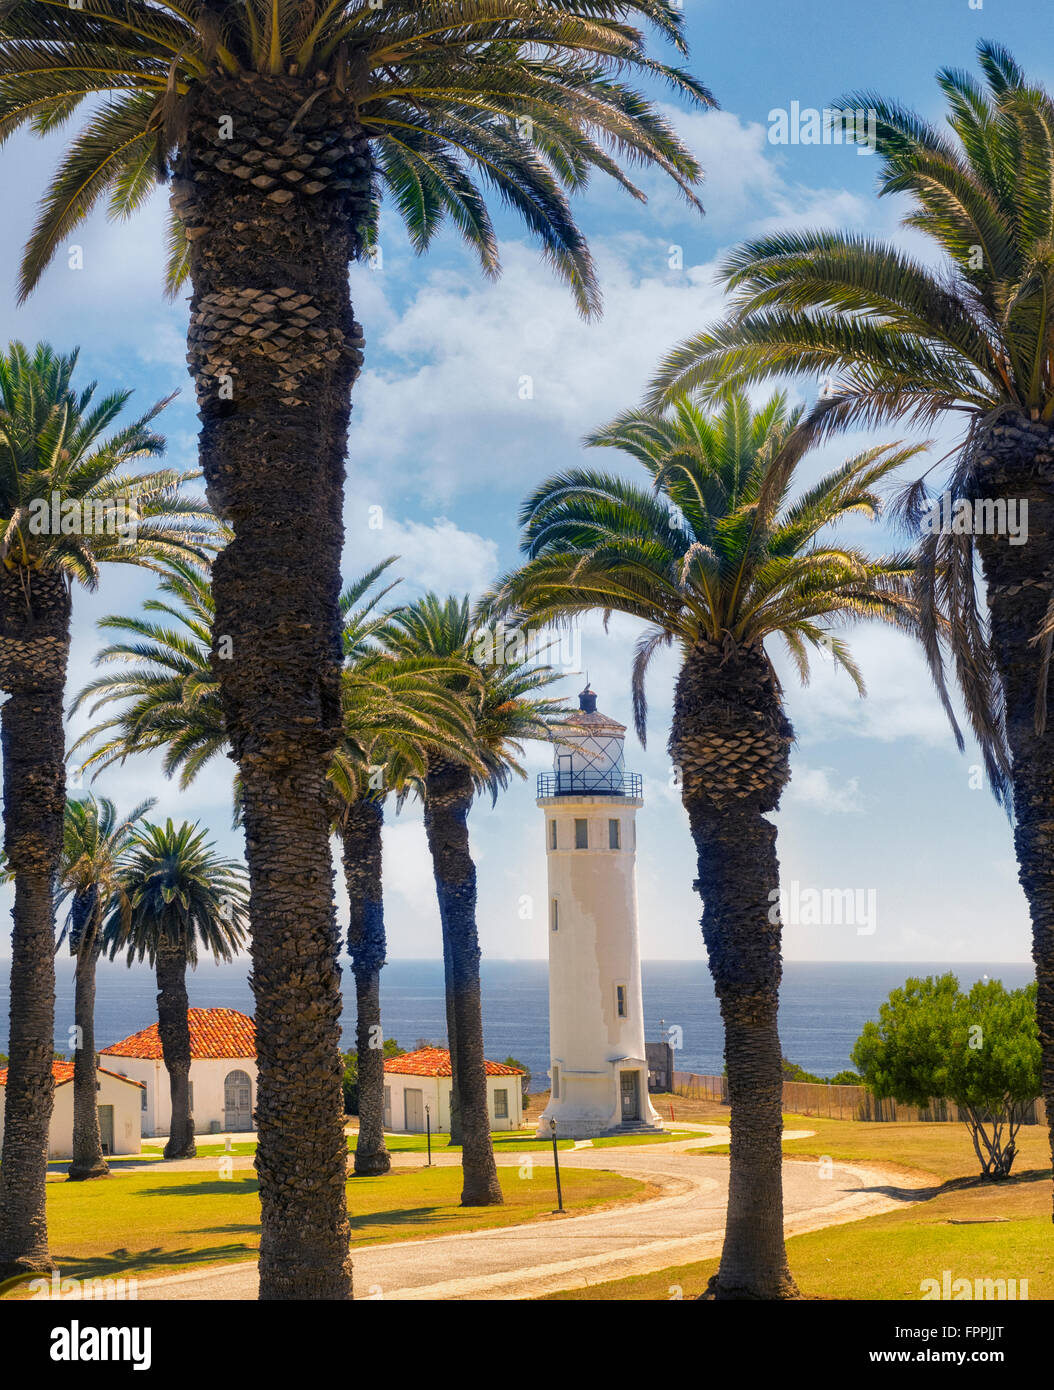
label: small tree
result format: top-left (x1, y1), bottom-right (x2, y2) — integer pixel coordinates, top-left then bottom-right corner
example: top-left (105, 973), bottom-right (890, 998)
top-left (853, 975), bottom-right (1040, 1178)
top-left (342, 1039), bottom-right (404, 1117)
top-left (504, 1056), bottom-right (532, 1109)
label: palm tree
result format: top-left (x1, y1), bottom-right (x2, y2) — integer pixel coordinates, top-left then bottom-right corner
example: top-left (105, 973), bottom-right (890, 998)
top-left (380, 594), bottom-right (566, 1205)
top-left (57, 794), bottom-right (156, 1180)
top-left (645, 41), bottom-right (1054, 1205)
top-left (487, 390), bottom-right (924, 1295)
top-left (0, 341), bottom-right (210, 1280)
top-left (1, 0), bottom-right (711, 1300)
top-left (329, 570), bottom-right (481, 1177)
top-left (69, 558), bottom-right (227, 791)
top-left (104, 819), bottom-right (248, 1158)
top-left (71, 556), bottom-right (480, 1180)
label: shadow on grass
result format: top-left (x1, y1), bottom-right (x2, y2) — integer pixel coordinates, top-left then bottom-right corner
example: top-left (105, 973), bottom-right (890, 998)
top-left (349, 1205), bottom-right (454, 1229)
top-left (134, 1178), bottom-right (259, 1197)
top-left (51, 1243), bottom-right (257, 1280)
top-left (851, 1165), bottom-right (1054, 1204)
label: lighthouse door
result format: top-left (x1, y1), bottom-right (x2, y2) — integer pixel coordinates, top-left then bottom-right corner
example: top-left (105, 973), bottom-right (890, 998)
top-left (619, 1070), bottom-right (640, 1122)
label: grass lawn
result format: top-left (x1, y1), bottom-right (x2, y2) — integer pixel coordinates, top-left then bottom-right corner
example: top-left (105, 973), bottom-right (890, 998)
top-left (691, 1112), bottom-right (1053, 1181)
top-left (22, 1163), bottom-right (649, 1287)
top-left (545, 1112), bottom-right (1054, 1300)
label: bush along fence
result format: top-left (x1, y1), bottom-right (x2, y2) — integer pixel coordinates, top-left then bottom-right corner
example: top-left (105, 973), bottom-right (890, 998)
top-left (671, 1072), bottom-right (1046, 1125)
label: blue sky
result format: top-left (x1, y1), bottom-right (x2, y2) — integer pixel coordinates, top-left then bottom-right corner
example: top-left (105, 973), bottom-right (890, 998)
top-left (2, 1), bottom-right (1050, 964)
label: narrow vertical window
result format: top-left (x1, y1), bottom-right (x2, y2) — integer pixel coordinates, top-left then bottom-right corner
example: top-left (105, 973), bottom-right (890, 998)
top-left (608, 818), bottom-right (621, 849)
top-left (494, 1089), bottom-right (508, 1119)
top-left (550, 898), bottom-right (559, 932)
top-left (552, 1065), bottom-right (560, 1099)
top-left (616, 985), bottom-right (627, 1019)
top-left (574, 818), bottom-right (588, 849)
top-left (549, 818), bottom-right (558, 850)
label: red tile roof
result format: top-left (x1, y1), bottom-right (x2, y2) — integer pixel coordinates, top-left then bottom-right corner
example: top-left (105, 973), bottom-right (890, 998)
top-left (383, 1047), bottom-right (524, 1078)
top-left (0, 1061), bottom-right (143, 1089)
top-left (100, 1008), bottom-right (256, 1061)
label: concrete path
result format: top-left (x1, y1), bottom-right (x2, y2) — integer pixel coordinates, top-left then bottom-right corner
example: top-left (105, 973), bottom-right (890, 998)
top-left (127, 1126), bottom-right (930, 1300)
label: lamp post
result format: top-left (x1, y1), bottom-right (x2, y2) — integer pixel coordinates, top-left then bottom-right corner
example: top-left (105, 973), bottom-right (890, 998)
top-left (549, 1118), bottom-right (564, 1213)
top-left (425, 1104), bottom-right (432, 1166)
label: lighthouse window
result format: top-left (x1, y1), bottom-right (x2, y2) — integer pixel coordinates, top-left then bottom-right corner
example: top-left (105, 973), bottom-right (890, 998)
top-left (574, 818), bottom-right (588, 849)
top-left (550, 898), bottom-right (559, 932)
top-left (608, 818), bottom-right (621, 850)
top-left (552, 1065), bottom-right (560, 1099)
top-left (616, 984), bottom-right (628, 1018)
top-left (549, 819), bottom-right (557, 850)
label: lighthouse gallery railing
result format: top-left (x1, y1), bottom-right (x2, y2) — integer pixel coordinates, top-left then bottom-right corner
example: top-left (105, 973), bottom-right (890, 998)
top-left (537, 770), bottom-right (642, 797)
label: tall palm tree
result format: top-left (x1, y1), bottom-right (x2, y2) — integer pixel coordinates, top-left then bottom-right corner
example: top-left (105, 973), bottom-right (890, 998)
top-left (380, 594), bottom-right (566, 1205)
top-left (0, 341), bottom-right (210, 1280)
top-left (487, 390), bottom-right (924, 1296)
top-left (645, 41), bottom-right (1054, 1205)
top-left (104, 819), bottom-right (248, 1158)
top-left (57, 794), bottom-right (156, 1180)
top-left (328, 570), bottom-right (481, 1177)
top-left (1, 0), bottom-right (711, 1300)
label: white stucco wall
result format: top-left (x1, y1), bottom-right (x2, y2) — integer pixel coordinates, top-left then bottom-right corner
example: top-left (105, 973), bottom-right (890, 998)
top-left (0, 1070), bottom-right (143, 1159)
top-left (537, 793), bottom-right (662, 1137)
top-left (100, 1055), bottom-right (257, 1137)
top-left (384, 1071), bottom-right (523, 1132)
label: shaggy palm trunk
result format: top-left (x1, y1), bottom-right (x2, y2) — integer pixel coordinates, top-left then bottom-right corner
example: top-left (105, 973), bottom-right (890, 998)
top-left (341, 798), bottom-right (390, 1177)
top-left (67, 897), bottom-right (109, 1182)
top-left (423, 762), bottom-right (502, 1205)
top-left (155, 942), bottom-right (195, 1160)
top-left (175, 74), bottom-right (370, 1297)
top-left (0, 568), bottom-right (70, 1278)
top-left (442, 923), bottom-right (463, 1145)
top-left (969, 412), bottom-right (1054, 1209)
top-left (671, 639), bottom-right (799, 1299)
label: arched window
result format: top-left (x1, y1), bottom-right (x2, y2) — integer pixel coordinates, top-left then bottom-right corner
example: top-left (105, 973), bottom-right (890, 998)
top-left (224, 1069), bottom-right (253, 1132)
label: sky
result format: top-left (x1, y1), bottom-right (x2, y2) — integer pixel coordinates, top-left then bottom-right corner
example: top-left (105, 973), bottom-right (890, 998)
top-left (2, 0), bottom-right (1051, 966)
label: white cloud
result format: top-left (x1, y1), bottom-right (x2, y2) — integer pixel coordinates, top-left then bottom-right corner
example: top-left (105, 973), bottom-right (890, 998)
top-left (784, 765), bottom-right (864, 815)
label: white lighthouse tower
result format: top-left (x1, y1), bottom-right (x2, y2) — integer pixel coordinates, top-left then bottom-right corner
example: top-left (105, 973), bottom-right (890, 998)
top-left (536, 685), bottom-right (662, 1137)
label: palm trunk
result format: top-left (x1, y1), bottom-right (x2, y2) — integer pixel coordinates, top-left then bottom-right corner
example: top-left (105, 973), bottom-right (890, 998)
top-left (0, 568), bottom-right (70, 1278)
top-left (67, 898), bottom-right (109, 1181)
top-left (176, 76), bottom-right (370, 1298)
top-left (441, 921), bottom-right (463, 1145)
top-left (423, 762), bottom-right (502, 1205)
top-left (155, 942), bottom-right (196, 1160)
top-left (671, 639), bottom-right (799, 1299)
top-left (969, 412), bottom-right (1054, 1208)
top-left (341, 798), bottom-right (390, 1177)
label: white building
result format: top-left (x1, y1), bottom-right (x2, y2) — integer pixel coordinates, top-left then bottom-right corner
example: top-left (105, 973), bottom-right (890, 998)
top-left (0, 1061), bottom-right (143, 1159)
top-left (382, 1047), bottom-right (524, 1133)
top-left (536, 685), bottom-right (663, 1138)
top-left (100, 1007), bottom-right (257, 1138)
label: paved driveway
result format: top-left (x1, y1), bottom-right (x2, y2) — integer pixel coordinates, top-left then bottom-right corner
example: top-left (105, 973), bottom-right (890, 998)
top-left (128, 1128), bottom-right (927, 1300)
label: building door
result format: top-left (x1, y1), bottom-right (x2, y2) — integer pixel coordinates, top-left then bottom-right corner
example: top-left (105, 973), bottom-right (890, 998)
top-left (556, 752), bottom-right (573, 791)
top-left (224, 1070), bottom-right (253, 1131)
top-left (97, 1104), bottom-right (114, 1155)
top-left (404, 1088), bottom-right (424, 1132)
top-left (619, 1071), bottom-right (640, 1122)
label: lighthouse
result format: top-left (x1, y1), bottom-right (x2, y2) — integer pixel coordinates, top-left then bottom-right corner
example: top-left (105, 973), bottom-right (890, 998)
top-left (536, 685), bottom-right (662, 1137)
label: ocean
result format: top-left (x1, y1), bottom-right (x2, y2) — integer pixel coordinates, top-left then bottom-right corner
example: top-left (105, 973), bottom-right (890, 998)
top-left (0, 957), bottom-right (1035, 1091)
